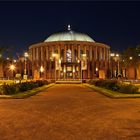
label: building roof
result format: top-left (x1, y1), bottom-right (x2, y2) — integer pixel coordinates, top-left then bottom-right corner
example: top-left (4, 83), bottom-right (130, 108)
top-left (44, 25), bottom-right (95, 43)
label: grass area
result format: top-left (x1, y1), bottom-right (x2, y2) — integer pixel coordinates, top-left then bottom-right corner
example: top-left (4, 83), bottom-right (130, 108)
top-left (84, 84), bottom-right (140, 98)
top-left (0, 84), bottom-right (54, 99)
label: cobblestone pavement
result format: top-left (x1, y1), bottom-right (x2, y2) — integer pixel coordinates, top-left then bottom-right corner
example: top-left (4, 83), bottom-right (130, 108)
top-left (0, 84), bottom-right (140, 140)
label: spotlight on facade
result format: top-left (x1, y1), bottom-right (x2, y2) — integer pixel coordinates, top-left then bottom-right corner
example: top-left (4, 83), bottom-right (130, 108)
top-left (64, 68), bottom-right (66, 73)
top-left (73, 68), bottom-right (75, 73)
top-left (52, 53), bottom-right (57, 57)
top-left (96, 68), bottom-right (98, 71)
top-left (59, 59), bottom-right (61, 64)
top-left (82, 54), bottom-right (87, 57)
top-left (77, 59), bottom-right (80, 63)
top-left (40, 66), bottom-right (44, 73)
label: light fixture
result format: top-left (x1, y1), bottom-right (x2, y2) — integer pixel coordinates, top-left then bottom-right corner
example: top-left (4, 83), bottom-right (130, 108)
top-left (129, 56), bottom-right (133, 60)
top-left (40, 66), bottom-right (44, 73)
top-left (13, 59), bottom-right (17, 63)
top-left (24, 52), bottom-right (29, 57)
top-left (110, 53), bottom-right (115, 57)
top-left (77, 59), bottom-right (80, 63)
top-left (10, 64), bottom-right (15, 71)
top-left (59, 59), bottom-right (61, 64)
top-left (96, 68), bottom-right (98, 71)
top-left (116, 54), bottom-right (119, 57)
top-left (64, 68), bottom-right (66, 73)
top-left (73, 68), bottom-right (75, 73)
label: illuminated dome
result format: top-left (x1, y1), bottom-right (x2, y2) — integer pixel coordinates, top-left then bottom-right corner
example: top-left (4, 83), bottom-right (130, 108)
top-left (44, 25), bottom-right (95, 43)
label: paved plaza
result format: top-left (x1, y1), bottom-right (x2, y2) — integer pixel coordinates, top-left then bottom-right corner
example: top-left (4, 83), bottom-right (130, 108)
top-left (0, 84), bottom-right (140, 140)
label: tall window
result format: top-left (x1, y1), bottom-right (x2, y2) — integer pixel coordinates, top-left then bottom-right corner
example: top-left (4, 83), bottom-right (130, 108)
top-left (67, 49), bottom-right (72, 62)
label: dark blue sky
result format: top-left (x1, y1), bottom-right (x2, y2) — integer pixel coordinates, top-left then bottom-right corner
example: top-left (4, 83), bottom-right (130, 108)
top-left (0, 1), bottom-right (140, 56)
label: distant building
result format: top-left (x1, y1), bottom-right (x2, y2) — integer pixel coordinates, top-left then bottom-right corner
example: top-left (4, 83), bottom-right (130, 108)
top-left (110, 53), bottom-right (140, 80)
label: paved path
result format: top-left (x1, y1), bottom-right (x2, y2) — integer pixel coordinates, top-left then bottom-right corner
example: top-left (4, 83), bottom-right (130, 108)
top-left (1, 84), bottom-right (140, 140)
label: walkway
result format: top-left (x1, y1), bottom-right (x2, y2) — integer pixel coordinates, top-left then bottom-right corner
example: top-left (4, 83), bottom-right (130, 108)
top-left (0, 84), bottom-right (140, 140)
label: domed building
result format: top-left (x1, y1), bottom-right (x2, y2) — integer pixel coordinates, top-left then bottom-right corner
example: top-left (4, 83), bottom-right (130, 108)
top-left (28, 25), bottom-right (110, 81)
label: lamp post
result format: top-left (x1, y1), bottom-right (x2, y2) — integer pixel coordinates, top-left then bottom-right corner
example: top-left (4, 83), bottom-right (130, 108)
top-left (9, 64), bottom-right (15, 78)
top-left (110, 53), bottom-right (121, 78)
top-left (24, 52), bottom-right (29, 76)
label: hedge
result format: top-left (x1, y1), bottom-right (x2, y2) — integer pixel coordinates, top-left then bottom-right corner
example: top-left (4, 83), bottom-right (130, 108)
top-left (88, 80), bottom-right (139, 94)
top-left (0, 80), bottom-right (49, 95)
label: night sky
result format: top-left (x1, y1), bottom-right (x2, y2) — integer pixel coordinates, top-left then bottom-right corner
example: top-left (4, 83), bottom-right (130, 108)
top-left (0, 1), bottom-right (140, 57)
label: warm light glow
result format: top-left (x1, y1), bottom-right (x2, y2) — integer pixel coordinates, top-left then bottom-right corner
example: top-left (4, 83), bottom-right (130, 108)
top-left (13, 59), bottom-right (17, 63)
top-left (10, 64), bottom-right (15, 71)
top-left (59, 59), bottom-right (61, 64)
top-left (110, 53), bottom-right (115, 57)
top-left (52, 53), bottom-right (57, 57)
top-left (0, 54), bottom-right (2, 58)
top-left (64, 68), bottom-right (66, 73)
top-left (77, 59), bottom-right (80, 63)
top-left (24, 52), bottom-right (29, 57)
top-left (82, 54), bottom-right (86, 57)
top-left (116, 54), bottom-right (119, 57)
top-left (73, 68), bottom-right (75, 73)
top-left (7, 57), bottom-right (9, 60)
top-left (129, 56), bottom-right (133, 60)
top-left (40, 66), bottom-right (44, 72)
top-left (96, 68), bottom-right (98, 71)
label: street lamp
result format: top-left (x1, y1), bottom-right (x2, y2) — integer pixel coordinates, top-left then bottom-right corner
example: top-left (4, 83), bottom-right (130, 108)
top-left (9, 64), bottom-right (15, 78)
top-left (110, 53), bottom-right (121, 78)
top-left (24, 52), bottom-right (29, 75)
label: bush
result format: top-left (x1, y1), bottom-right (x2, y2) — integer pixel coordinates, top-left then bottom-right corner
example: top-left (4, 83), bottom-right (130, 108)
top-left (2, 84), bottom-right (17, 95)
top-left (89, 79), bottom-right (139, 94)
top-left (119, 85), bottom-right (139, 94)
top-left (1, 80), bottom-right (49, 95)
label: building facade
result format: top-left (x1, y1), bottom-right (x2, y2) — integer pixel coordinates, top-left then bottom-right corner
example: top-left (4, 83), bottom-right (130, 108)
top-left (28, 26), bottom-right (110, 80)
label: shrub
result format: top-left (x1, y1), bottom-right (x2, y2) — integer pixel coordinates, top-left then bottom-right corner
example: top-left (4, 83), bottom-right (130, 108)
top-left (1, 80), bottom-right (49, 95)
top-left (2, 84), bottom-right (17, 95)
top-left (89, 79), bottom-right (139, 94)
top-left (119, 84), bottom-right (139, 94)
